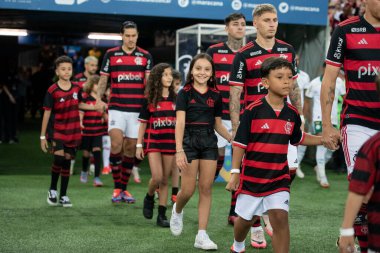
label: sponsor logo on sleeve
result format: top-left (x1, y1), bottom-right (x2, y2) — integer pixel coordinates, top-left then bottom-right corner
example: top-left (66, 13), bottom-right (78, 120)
top-left (333, 37), bottom-right (344, 59)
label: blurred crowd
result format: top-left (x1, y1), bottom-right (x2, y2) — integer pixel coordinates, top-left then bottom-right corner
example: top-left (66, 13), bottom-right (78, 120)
top-left (329, 0), bottom-right (366, 33)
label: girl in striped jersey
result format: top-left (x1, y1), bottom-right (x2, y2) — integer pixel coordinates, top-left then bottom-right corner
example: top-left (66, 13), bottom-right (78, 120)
top-left (79, 75), bottom-right (107, 187)
top-left (136, 63), bottom-right (176, 227)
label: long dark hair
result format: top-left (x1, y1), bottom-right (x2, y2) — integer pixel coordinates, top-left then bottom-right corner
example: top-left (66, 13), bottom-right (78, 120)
top-left (185, 53), bottom-right (216, 89)
top-left (146, 63), bottom-right (176, 107)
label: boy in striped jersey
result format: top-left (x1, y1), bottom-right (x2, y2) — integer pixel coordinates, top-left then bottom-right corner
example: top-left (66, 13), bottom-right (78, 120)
top-left (227, 57), bottom-right (330, 253)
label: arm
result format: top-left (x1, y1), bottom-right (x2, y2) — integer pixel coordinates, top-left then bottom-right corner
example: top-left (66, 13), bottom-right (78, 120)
top-left (225, 145), bottom-right (245, 191)
top-left (300, 133), bottom-right (323, 146)
top-left (79, 111), bottom-right (84, 129)
top-left (214, 117), bottom-right (232, 142)
top-left (321, 65), bottom-right (341, 149)
top-left (79, 101), bottom-right (105, 112)
top-left (229, 85), bottom-right (243, 138)
top-left (289, 80), bottom-right (303, 115)
top-left (175, 111), bottom-right (188, 170)
top-left (303, 97), bottom-right (312, 124)
top-left (136, 122), bottom-right (147, 160)
top-left (40, 110), bottom-right (51, 153)
top-left (96, 75), bottom-right (108, 101)
top-left (3, 85), bottom-right (16, 104)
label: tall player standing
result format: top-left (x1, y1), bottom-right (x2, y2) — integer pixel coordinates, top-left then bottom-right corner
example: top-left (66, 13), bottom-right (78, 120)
top-left (97, 21), bottom-right (153, 203)
top-left (229, 4), bottom-right (303, 249)
top-left (206, 12), bottom-right (246, 226)
top-left (321, 0), bottom-right (380, 252)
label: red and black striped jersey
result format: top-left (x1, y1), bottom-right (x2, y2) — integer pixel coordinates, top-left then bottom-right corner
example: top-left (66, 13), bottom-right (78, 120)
top-left (349, 132), bottom-right (380, 252)
top-left (100, 46), bottom-right (153, 113)
top-left (72, 72), bottom-right (87, 88)
top-left (138, 96), bottom-right (176, 154)
top-left (229, 39), bottom-right (298, 107)
top-left (326, 16), bottom-right (380, 130)
top-left (233, 97), bottom-right (304, 197)
top-left (80, 95), bottom-right (106, 137)
top-left (206, 42), bottom-right (243, 120)
top-left (43, 83), bottom-right (82, 147)
top-left (176, 84), bottom-right (222, 128)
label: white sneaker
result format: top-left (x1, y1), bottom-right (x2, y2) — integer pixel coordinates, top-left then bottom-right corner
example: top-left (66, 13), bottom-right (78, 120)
top-left (319, 176), bottom-right (330, 188)
top-left (314, 166), bottom-right (320, 182)
top-left (296, 167), bottom-right (305, 178)
top-left (250, 227), bottom-right (267, 248)
top-left (170, 203), bottom-right (183, 236)
top-left (89, 164), bottom-right (95, 175)
top-left (194, 233), bottom-right (218, 250)
top-left (132, 166), bottom-right (141, 183)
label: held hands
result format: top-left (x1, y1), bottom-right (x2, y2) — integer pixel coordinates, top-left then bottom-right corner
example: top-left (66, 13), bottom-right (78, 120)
top-left (321, 125), bottom-right (341, 150)
top-left (338, 236), bottom-right (355, 253)
top-left (226, 173), bottom-right (240, 192)
top-left (95, 100), bottom-right (107, 112)
top-left (176, 151), bottom-right (188, 171)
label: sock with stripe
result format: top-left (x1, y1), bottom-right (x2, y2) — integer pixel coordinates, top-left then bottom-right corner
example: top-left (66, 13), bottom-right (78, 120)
top-left (252, 217), bottom-right (261, 228)
top-left (214, 155), bottom-right (224, 180)
top-left (121, 156), bottom-right (134, 191)
top-left (110, 153), bottom-right (122, 189)
top-left (50, 155), bottom-right (64, 190)
top-left (229, 191), bottom-right (237, 216)
top-left (60, 159), bottom-right (71, 196)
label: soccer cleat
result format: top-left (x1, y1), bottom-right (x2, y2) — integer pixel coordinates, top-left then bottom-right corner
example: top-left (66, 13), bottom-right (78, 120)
top-left (230, 245), bottom-right (245, 253)
top-left (157, 214), bottom-right (170, 227)
top-left (171, 194), bottom-right (177, 204)
top-left (89, 164), bottom-right (95, 176)
top-left (296, 167), bottom-right (305, 178)
top-left (80, 171), bottom-right (88, 183)
top-left (93, 177), bottom-right (103, 187)
top-left (319, 176), bottom-right (330, 188)
top-left (59, 196), bottom-right (73, 207)
top-left (170, 203), bottom-right (183, 236)
top-left (120, 190), bottom-right (135, 204)
top-left (314, 166), bottom-right (321, 182)
top-left (47, 189), bottom-right (58, 206)
top-left (228, 215), bottom-right (238, 225)
top-left (132, 166), bottom-right (141, 183)
top-left (194, 233), bottom-right (218, 250)
top-left (143, 195), bottom-right (154, 219)
top-left (102, 166), bottom-right (111, 175)
top-left (262, 214), bottom-right (273, 237)
top-left (112, 189), bottom-right (122, 203)
top-left (250, 228), bottom-right (267, 249)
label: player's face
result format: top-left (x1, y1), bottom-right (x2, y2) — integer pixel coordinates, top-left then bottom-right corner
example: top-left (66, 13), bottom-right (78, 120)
top-left (191, 58), bottom-right (213, 86)
top-left (161, 67), bottom-right (173, 88)
top-left (173, 79), bottom-right (181, 93)
top-left (121, 28), bottom-right (138, 50)
top-left (226, 18), bottom-right (246, 40)
top-left (263, 67), bottom-right (293, 97)
top-left (254, 12), bottom-right (278, 39)
top-left (365, 0), bottom-right (380, 21)
top-left (56, 63), bottom-right (72, 81)
top-left (85, 60), bottom-right (98, 75)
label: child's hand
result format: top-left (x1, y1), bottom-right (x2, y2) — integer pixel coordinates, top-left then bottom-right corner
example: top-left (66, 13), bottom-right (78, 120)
top-left (226, 173), bottom-right (240, 191)
top-left (176, 151), bottom-right (188, 171)
top-left (135, 147), bottom-right (144, 160)
top-left (40, 139), bottom-right (49, 153)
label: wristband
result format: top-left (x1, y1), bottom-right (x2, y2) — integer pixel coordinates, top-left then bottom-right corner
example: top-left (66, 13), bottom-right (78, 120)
top-left (300, 115), bottom-right (305, 123)
top-left (339, 228), bottom-right (354, 237)
top-left (40, 136), bottom-right (46, 140)
top-left (136, 144), bottom-right (143, 148)
top-left (176, 149), bottom-right (184, 153)
top-left (230, 168), bottom-right (240, 174)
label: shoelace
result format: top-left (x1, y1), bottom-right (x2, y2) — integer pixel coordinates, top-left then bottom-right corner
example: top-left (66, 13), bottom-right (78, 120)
top-left (50, 190), bottom-right (58, 198)
top-left (61, 196), bottom-right (70, 202)
top-left (253, 230), bottom-right (264, 242)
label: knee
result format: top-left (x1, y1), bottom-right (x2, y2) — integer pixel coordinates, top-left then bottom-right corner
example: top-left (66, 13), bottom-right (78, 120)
top-left (180, 186), bottom-right (195, 199)
top-left (111, 140), bottom-right (123, 153)
top-left (151, 174), bottom-right (163, 185)
top-left (198, 183), bottom-right (212, 196)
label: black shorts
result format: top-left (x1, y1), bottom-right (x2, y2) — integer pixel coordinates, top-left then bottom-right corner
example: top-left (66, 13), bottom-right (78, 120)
top-left (81, 135), bottom-right (102, 151)
top-left (51, 139), bottom-right (77, 157)
top-left (183, 128), bottom-right (218, 163)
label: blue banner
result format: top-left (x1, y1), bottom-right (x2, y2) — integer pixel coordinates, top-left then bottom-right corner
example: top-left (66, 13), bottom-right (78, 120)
top-left (1, 0), bottom-right (328, 26)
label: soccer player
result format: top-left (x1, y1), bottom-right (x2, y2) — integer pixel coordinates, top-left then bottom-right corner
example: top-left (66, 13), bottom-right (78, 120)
top-left (97, 21), bottom-right (153, 203)
top-left (41, 56), bottom-right (104, 207)
top-left (73, 56), bottom-right (98, 88)
top-left (338, 75), bottom-right (380, 253)
top-left (227, 57), bottom-right (327, 253)
top-left (136, 63), bottom-right (176, 227)
top-left (229, 4), bottom-right (303, 248)
top-left (206, 12), bottom-right (246, 225)
top-left (304, 63), bottom-right (345, 188)
top-left (170, 53), bottom-right (231, 250)
top-left (321, 1), bottom-right (380, 251)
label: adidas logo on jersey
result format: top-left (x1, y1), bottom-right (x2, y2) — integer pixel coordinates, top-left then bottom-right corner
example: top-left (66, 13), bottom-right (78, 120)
top-left (255, 60), bottom-right (262, 66)
top-left (358, 38), bottom-right (368, 45)
top-left (261, 123), bottom-right (269, 129)
top-left (190, 99), bottom-right (197, 104)
top-left (221, 57), bottom-right (228, 62)
top-left (60, 98), bottom-right (65, 103)
top-left (116, 58), bottom-right (123, 63)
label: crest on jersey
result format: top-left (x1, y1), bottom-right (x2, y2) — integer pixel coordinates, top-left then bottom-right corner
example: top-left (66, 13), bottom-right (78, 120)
top-left (284, 122), bottom-right (292, 134)
top-left (206, 97), bottom-right (214, 107)
top-left (73, 92), bottom-right (78, 100)
top-left (134, 57), bottom-right (143, 65)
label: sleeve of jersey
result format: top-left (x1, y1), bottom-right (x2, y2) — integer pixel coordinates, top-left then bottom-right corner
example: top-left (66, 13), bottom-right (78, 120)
top-left (325, 26), bottom-right (346, 67)
top-left (145, 53), bottom-right (153, 73)
top-left (233, 109), bottom-right (251, 149)
top-left (229, 53), bottom-right (246, 87)
top-left (42, 91), bottom-right (53, 111)
top-left (214, 93), bottom-right (223, 117)
top-left (79, 96), bottom-right (88, 112)
top-left (349, 148), bottom-right (376, 195)
top-left (99, 51), bottom-right (111, 76)
top-left (289, 114), bottom-right (305, 145)
top-left (175, 89), bottom-right (187, 111)
top-left (290, 48), bottom-right (298, 79)
top-left (138, 99), bottom-right (150, 123)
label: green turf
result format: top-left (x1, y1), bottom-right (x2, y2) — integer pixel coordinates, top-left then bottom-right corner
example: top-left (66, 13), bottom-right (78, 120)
top-left (0, 120), bottom-right (348, 252)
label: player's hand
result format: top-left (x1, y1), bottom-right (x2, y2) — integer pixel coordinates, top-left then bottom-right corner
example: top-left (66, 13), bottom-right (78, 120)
top-left (176, 151), bottom-right (188, 171)
top-left (226, 173), bottom-right (240, 192)
top-left (338, 235), bottom-right (355, 253)
top-left (135, 147), bottom-right (144, 160)
top-left (321, 125), bottom-right (340, 150)
top-left (40, 139), bottom-right (49, 153)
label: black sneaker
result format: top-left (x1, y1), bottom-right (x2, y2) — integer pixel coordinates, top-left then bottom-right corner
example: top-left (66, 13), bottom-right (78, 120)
top-left (143, 195), bottom-right (154, 219)
top-left (47, 189), bottom-right (58, 206)
top-left (59, 196), bottom-right (73, 207)
top-left (157, 214), bottom-right (170, 227)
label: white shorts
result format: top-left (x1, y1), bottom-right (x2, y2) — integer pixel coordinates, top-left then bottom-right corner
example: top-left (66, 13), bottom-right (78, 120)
top-left (341, 124), bottom-right (378, 175)
top-left (287, 143), bottom-right (298, 169)
top-left (235, 191), bottom-right (290, 221)
top-left (216, 120), bottom-right (232, 148)
top-left (108, 110), bottom-right (140, 139)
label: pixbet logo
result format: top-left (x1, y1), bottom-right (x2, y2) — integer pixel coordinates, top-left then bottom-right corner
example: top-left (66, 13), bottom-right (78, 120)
top-left (333, 37), bottom-right (343, 59)
top-left (153, 118), bottom-right (175, 129)
top-left (358, 64), bottom-right (379, 79)
top-left (118, 73), bottom-right (143, 82)
top-left (237, 61), bottom-right (244, 79)
top-left (220, 74), bottom-right (230, 83)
